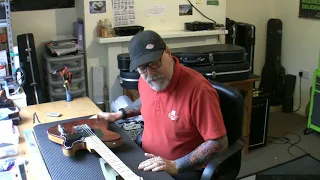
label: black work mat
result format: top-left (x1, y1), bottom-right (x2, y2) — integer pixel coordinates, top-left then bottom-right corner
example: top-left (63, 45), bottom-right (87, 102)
top-left (33, 116), bottom-right (174, 180)
top-left (238, 154), bottom-right (320, 180)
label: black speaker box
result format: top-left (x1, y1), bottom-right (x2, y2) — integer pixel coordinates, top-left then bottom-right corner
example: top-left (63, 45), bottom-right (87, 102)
top-left (249, 92), bottom-right (270, 150)
top-left (283, 74), bottom-right (296, 113)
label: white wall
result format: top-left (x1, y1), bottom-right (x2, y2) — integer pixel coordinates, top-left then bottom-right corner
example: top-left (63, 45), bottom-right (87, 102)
top-left (227, 0), bottom-right (320, 116)
top-left (273, 0), bottom-right (320, 115)
top-left (76, 0), bottom-right (227, 103)
top-left (226, 0), bottom-right (274, 78)
top-left (11, 8), bottom-right (76, 86)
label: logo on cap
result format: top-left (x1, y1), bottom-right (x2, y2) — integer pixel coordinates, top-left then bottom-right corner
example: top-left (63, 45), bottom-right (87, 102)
top-left (145, 44), bottom-right (154, 50)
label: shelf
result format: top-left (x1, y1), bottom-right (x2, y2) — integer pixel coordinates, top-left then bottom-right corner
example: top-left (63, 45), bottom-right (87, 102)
top-left (97, 29), bottom-right (228, 44)
top-left (0, 19), bottom-right (8, 28)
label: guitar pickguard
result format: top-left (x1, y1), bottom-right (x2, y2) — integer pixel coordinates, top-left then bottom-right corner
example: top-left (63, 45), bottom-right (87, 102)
top-left (62, 128), bottom-right (104, 149)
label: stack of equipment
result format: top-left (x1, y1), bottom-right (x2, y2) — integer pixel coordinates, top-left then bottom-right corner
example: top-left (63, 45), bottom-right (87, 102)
top-left (117, 53), bottom-right (140, 90)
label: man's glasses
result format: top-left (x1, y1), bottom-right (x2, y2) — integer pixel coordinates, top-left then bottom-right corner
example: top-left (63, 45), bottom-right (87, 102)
top-left (136, 59), bottom-right (162, 74)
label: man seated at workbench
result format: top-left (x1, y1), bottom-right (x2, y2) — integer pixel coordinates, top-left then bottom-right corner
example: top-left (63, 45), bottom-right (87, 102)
top-left (97, 30), bottom-right (228, 180)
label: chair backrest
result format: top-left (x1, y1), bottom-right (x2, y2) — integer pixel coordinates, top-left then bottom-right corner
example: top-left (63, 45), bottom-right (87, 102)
top-left (211, 81), bottom-right (244, 146)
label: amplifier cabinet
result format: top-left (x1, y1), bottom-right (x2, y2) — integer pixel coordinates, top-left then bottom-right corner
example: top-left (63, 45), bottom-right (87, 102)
top-left (249, 93), bottom-right (270, 150)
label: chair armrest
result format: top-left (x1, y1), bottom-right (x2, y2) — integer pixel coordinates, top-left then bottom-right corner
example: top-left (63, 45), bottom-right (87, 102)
top-left (200, 138), bottom-right (244, 180)
top-left (135, 130), bottom-right (143, 147)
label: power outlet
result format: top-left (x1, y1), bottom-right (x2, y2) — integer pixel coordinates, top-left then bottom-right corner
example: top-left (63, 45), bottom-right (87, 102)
top-left (300, 68), bottom-right (309, 79)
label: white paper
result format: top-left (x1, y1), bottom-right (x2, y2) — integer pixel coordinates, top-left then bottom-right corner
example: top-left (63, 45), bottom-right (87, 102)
top-left (145, 5), bottom-right (167, 17)
top-left (0, 50), bottom-right (7, 64)
top-left (89, 114), bottom-right (97, 119)
top-left (112, 0), bottom-right (136, 27)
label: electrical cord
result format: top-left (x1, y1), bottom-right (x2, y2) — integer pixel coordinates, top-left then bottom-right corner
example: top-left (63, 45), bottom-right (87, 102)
top-left (9, 67), bottom-right (26, 95)
top-left (268, 132), bottom-right (308, 158)
top-left (187, 0), bottom-right (220, 25)
top-left (293, 76), bottom-right (302, 112)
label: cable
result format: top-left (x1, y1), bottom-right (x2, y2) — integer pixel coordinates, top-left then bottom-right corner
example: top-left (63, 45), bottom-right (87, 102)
top-left (187, 0), bottom-right (217, 24)
top-left (268, 132), bottom-right (308, 158)
top-left (293, 76), bottom-right (302, 112)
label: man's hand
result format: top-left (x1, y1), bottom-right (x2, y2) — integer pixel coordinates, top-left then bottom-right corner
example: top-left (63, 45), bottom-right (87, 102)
top-left (138, 153), bottom-right (178, 175)
top-left (96, 111), bottom-right (122, 123)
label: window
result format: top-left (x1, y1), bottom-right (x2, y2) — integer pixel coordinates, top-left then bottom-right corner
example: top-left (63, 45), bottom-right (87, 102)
top-left (10, 0), bottom-right (75, 12)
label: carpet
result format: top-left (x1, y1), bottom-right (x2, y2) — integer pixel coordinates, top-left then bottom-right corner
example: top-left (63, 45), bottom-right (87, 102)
top-left (238, 154), bottom-right (320, 180)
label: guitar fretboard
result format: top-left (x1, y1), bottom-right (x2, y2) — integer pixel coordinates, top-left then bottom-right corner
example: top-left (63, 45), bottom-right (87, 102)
top-left (85, 129), bottom-right (143, 180)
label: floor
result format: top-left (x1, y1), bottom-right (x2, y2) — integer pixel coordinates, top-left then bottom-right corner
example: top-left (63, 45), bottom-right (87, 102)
top-left (237, 111), bottom-right (320, 178)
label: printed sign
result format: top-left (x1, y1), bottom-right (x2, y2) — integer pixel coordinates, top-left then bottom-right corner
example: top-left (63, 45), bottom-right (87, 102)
top-left (207, 0), bottom-right (219, 6)
top-left (299, 0), bottom-right (320, 19)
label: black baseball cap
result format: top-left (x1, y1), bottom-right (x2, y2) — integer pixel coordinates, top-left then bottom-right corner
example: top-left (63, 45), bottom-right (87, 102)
top-left (128, 30), bottom-right (166, 72)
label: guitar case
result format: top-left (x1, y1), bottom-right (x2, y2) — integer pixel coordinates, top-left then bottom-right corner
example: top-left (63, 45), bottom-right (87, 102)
top-left (235, 22), bottom-right (256, 74)
top-left (225, 18), bottom-right (238, 45)
top-left (259, 19), bottom-right (285, 106)
top-left (17, 33), bottom-right (45, 105)
top-left (226, 18), bottom-right (256, 74)
top-left (171, 44), bottom-right (251, 82)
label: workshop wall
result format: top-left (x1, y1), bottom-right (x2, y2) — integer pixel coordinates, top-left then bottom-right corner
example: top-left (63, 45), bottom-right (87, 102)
top-left (11, 8), bottom-right (77, 87)
top-left (76, 0), bottom-right (227, 101)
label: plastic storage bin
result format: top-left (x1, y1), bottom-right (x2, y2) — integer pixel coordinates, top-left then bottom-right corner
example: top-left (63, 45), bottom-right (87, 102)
top-left (42, 51), bottom-right (84, 73)
top-left (45, 66), bottom-right (85, 84)
top-left (47, 77), bottom-right (86, 93)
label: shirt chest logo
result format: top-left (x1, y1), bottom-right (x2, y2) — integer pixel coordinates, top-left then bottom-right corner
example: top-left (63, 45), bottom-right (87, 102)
top-left (168, 110), bottom-right (179, 121)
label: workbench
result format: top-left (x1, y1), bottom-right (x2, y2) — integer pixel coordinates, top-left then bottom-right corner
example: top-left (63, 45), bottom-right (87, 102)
top-left (16, 97), bottom-right (101, 179)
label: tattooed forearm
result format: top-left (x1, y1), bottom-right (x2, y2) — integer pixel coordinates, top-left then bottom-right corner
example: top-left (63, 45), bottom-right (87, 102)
top-left (123, 98), bottom-right (142, 118)
top-left (174, 135), bottom-right (228, 172)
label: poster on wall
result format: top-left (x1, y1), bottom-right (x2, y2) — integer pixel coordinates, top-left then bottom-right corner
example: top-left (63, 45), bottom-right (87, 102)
top-left (89, 1), bottom-right (106, 14)
top-left (179, 4), bottom-right (193, 16)
top-left (112, 0), bottom-right (136, 27)
top-left (299, 0), bottom-right (320, 19)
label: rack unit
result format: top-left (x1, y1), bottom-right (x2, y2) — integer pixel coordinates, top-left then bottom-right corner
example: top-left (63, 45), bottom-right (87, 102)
top-left (42, 49), bottom-right (87, 102)
top-left (0, 0), bottom-right (15, 76)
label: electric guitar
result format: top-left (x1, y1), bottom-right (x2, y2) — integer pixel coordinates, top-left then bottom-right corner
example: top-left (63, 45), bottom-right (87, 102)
top-left (47, 119), bottom-right (143, 180)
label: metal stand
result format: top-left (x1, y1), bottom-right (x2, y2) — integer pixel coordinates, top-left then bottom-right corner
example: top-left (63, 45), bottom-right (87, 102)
top-left (1, 0), bottom-right (15, 76)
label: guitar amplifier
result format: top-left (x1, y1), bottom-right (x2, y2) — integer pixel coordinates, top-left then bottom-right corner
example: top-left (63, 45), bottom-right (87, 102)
top-left (249, 91), bottom-right (270, 150)
top-left (185, 21), bottom-right (215, 31)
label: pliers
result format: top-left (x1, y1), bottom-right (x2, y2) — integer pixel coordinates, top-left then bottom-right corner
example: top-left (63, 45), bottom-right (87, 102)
top-left (33, 112), bottom-right (41, 124)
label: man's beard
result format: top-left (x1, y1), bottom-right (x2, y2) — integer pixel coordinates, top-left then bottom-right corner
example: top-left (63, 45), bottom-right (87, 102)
top-left (146, 74), bottom-right (170, 91)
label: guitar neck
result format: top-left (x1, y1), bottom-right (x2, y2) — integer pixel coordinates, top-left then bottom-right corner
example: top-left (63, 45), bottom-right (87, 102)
top-left (86, 136), bottom-right (143, 180)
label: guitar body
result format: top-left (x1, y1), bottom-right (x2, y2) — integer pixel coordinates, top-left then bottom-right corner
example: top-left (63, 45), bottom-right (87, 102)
top-left (47, 119), bottom-right (122, 156)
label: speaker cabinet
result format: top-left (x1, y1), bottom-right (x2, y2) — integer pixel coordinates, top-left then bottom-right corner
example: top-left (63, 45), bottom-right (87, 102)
top-left (283, 74), bottom-right (296, 113)
top-left (249, 92), bottom-right (270, 150)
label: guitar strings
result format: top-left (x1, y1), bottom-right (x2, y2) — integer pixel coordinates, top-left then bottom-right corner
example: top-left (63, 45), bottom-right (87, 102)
top-left (79, 124), bottom-right (139, 179)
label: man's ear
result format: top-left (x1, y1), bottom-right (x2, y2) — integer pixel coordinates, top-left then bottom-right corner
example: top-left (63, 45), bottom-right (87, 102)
top-left (164, 47), bottom-right (171, 55)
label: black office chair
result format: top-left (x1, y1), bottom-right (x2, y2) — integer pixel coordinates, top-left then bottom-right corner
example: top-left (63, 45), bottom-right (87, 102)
top-left (135, 81), bottom-right (245, 180)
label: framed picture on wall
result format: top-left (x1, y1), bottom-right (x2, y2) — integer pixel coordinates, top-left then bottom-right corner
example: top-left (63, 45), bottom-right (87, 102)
top-left (299, 0), bottom-right (320, 19)
top-left (10, 0), bottom-right (75, 12)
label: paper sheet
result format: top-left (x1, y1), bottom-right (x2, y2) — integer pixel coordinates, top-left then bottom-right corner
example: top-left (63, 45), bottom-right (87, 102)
top-left (112, 0), bottom-right (136, 27)
top-left (145, 5), bottom-right (167, 17)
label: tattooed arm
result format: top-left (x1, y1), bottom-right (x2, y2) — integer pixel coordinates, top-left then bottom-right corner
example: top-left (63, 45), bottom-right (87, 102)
top-left (97, 98), bottom-right (141, 122)
top-left (174, 135), bottom-right (228, 172)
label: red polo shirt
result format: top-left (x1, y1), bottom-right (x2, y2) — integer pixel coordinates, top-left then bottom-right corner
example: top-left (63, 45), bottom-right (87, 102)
top-left (138, 56), bottom-right (226, 160)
